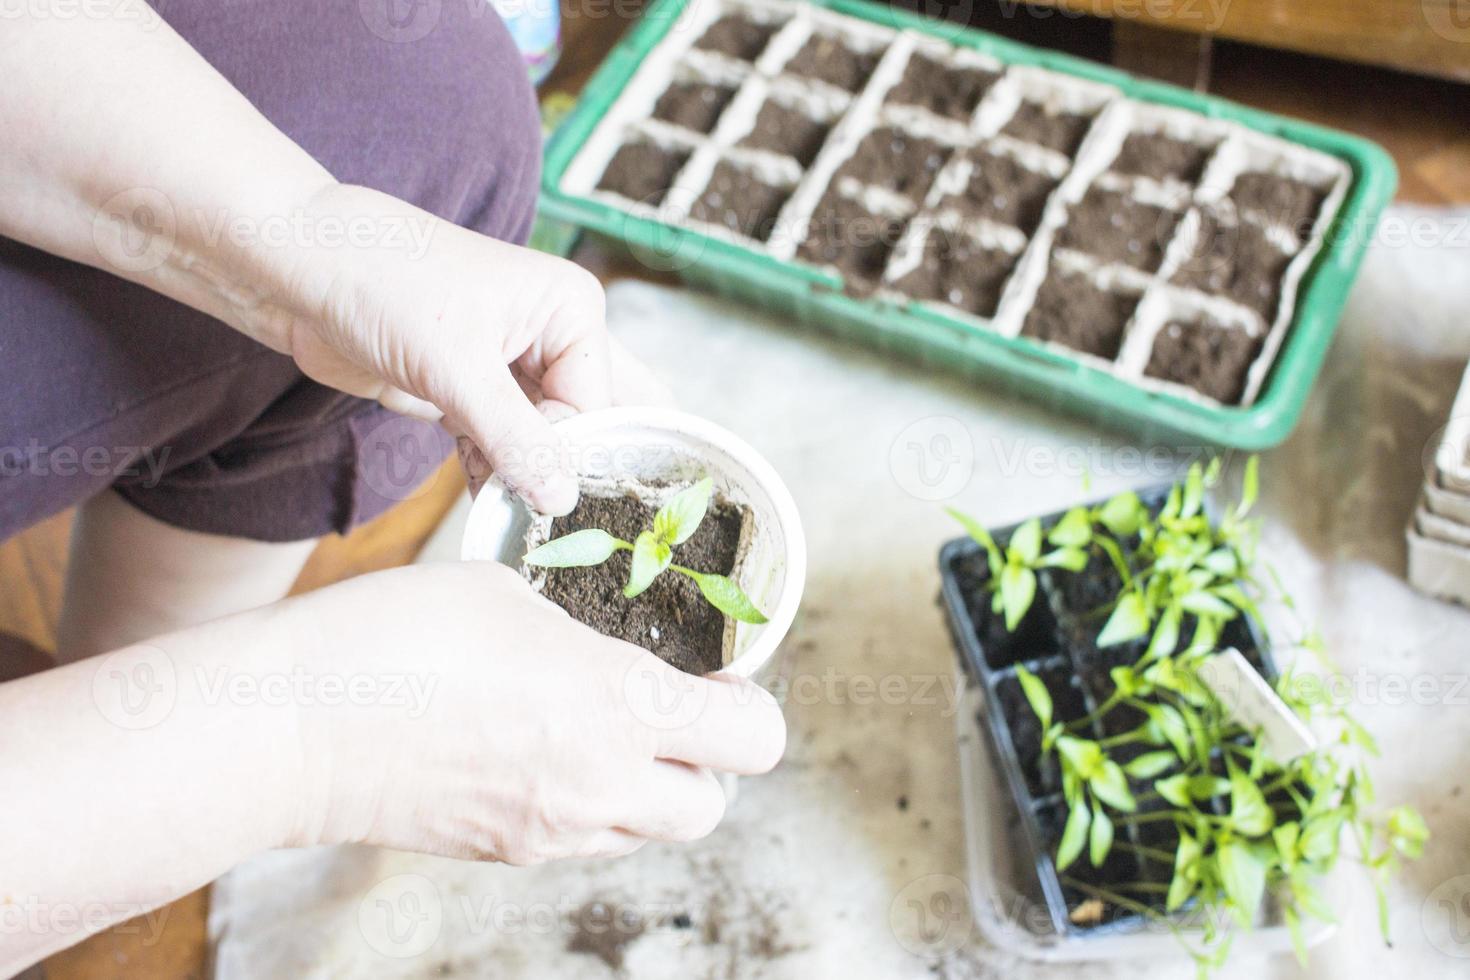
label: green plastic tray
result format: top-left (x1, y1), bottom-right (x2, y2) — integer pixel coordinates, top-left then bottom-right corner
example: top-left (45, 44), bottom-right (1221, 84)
top-left (539, 0), bottom-right (1396, 449)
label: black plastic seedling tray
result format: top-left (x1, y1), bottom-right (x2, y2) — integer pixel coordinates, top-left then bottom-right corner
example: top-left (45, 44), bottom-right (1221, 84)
top-left (937, 485), bottom-right (1279, 938)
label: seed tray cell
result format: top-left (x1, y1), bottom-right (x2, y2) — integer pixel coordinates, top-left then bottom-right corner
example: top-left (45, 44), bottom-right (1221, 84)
top-left (547, 0), bottom-right (1392, 448)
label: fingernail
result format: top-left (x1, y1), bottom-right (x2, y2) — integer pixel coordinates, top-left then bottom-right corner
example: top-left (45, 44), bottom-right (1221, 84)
top-left (528, 474), bottom-right (580, 516)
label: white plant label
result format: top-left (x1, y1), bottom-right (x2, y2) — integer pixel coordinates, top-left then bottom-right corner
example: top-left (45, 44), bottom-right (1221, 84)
top-left (1198, 648), bottom-right (1316, 761)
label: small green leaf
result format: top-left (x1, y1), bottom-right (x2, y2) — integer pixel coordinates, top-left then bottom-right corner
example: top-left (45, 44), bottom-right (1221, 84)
top-left (1238, 455), bottom-right (1260, 517)
top-left (1180, 590), bottom-right (1235, 619)
top-left (1181, 463), bottom-right (1205, 519)
top-left (1218, 841), bottom-right (1268, 924)
top-left (1299, 810), bottom-right (1345, 862)
top-left (1009, 519), bottom-right (1043, 564)
top-left (524, 529), bottom-right (623, 568)
top-left (1013, 664), bottom-right (1053, 731)
top-left (1057, 801), bottom-right (1091, 871)
top-left (1124, 751), bottom-right (1176, 780)
top-left (946, 507), bottom-right (1003, 578)
top-left (999, 565), bottom-right (1037, 631)
top-left (1037, 547), bottom-right (1089, 572)
top-left (1090, 760), bottom-right (1137, 812)
top-left (624, 530), bottom-right (671, 598)
top-left (653, 476), bottom-right (713, 546)
top-left (1284, 906), bottom-right (1307, 968)
top-left (1144, 602), bottom-right (1182, 661)
top-left (1273, 822), bottom-right (1300, 869)
top-left (1387, 806), bottom-right (1428, 859)
top-left (1290, 869), bottom-right (1338, 924)
top-left (1056, 736), bottom-right (1104, 779)
top-left (1157, 774), bottom-right (1191, 808)
top-left (1167, 831), bottom-right (1201, 911)
top-left (680, 569), bottom-right (769, 624)
top-left (1098, 491), bottom-right (1145, 537)
top-left (1097, 592), bottom-right (1150, 647)
top-left (1089, 804), bottom-right (1114, 867)
top-left (1229, 768), bottom-right (1275, 837)
top-left (1049, 507), bottom-right (1093, 548)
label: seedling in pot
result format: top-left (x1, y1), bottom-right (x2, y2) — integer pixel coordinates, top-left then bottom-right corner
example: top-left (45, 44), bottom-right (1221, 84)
top-left (947, 460), bottom-right (1427, 974)
top-left (524, 477), bottom-right (768, 625)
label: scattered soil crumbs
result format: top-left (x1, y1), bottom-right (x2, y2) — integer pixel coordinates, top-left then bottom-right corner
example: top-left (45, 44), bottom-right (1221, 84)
top-left (1227, 170), bottom-right (1326, 238)
top-left (691, 161), bottom-right (791, 241)
top-left (596, 141), bottom-right (690, 205)
top-left (694, 14), bottom-right (779, 61)
top-left (1021, 269), bottom-right (1138, 359)
top-left (538, 492), bottom-right (747, 675)
top-left (784, 33), bottom-right (880, 92)
top-left (566, 900), bottom-right (647, 970)
top-left (1144, 319), bottom-right (1262, 404)
top-left (1110, 131), bottom-right (1212, 184)
top-left (885, 52), bottom-right (999, 121)
top-left (738, 99), bottom-right (831, 167)
top-left (652, 81), bottom-right (737, 134)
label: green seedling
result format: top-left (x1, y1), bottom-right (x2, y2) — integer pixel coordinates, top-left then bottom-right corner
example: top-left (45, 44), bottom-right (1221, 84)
top-left (522, 477), bottom-right (768, 625)
top-left (957, 460), bottom-right (1425, 975)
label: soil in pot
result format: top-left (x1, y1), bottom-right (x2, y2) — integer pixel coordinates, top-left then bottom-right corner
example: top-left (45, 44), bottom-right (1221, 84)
top-left (892, 229), bottom-right (1017, 318)
top-left (1110, 131), bottom-right (1212, 185)
top-left (834, 127), bottom-right (952, 202)
top-left (797, 190), bottom-right (907, 289)
top-left (690, 161), bottom-right (791, 242)
top-left (1055, 187), bottom-right (1181, 274)
top-left (1227, 170), bottom-right (1326, 239)
top-left (597, 141), bottom-right (691, 205)
top-left (537, 492), bottom-right (748, 675)
top-left (1020, 268), bottom-right (1138, 360)
top-left (1144, 318), bottom-right (1262, 404)
top-left (998, 663), bottom-right (1089, 798)
top-left (999, 101), bottom-right (1093, 157)
top-left (1171, 215), bottom-right (1293, 321)
top-left (738, 99), bottom-right (831, 167)
top-left (938, 150), bottom-right (1058, 235)
top-left (1034, 800), bottom-right (1144, 928)
top-left (885, 52), bottom-right (999, 122)
top-left (950, 548), bottom-right (1062, 671)
top-left (784, 33), bottom-right (880, 92)
top-left (694, 14), bottom-right (779, 61)
top-left (652, 81), bottom-right (737, 134)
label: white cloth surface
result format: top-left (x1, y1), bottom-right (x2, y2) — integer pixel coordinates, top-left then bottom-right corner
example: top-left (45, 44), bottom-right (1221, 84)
top-left (210, 206), bottom-right (1470, 979)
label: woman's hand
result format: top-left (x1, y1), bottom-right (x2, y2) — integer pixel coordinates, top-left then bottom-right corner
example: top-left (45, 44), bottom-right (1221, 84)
top-left (283, 560), bottom-right (785, 862)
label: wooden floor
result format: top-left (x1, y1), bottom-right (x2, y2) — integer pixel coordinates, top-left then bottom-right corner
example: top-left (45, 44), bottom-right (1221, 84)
top-left (15, 5), bottom-right (1469, 979)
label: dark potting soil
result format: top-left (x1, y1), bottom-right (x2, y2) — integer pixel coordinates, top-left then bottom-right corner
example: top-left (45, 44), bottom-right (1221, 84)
top-left (1171, 214), bottom-right (1293, 321)
top-left (1110, 131), bottom-right (1213, 184)
top-left (1020, 269), bottom-right (1138, 360)
top-left (938, 150), bottom-right (1058, 235)
top-left (834, 127), bottom-right (952, 202)
top-left (893, 229), bottom-right (1017, 318)
top-left (1144, 319), bottom-right (1263, 404)
top-left (597, 141), bottom-right (691, 205)
top-left (998, 664), bottom-right (1088, 798)
top-left (885, 52), bottom-right (999, 121)
top-left (652, 81), bottom-right (737, 134)
top-left (738, 99), bottom-right (831, 167)
top-left (537, 492), bottom-right (747, 675)
top-left (784, 34), bottom-right (880, 92)
top-left (999, 101), bottom-right (1094, 157)
top-left (1055, 187), bottom-right (1181, 274)
top-left (694, 14), bottom-right (780, 61)
top-left (1034, 800), bottom-right (1143, 927)
top-left (1227, 170), bottom-right (1326, 239)
top-left (797, 190), bottom-right (907, 288)
top-left (690, 161), bottom-right (791, 242)
top-left (950, 546), bottom-right (1062, 671)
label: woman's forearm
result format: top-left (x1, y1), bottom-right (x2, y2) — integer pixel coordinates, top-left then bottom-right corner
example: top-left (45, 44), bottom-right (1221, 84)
top-left (0, 1), bottom-right (334, 346)
top-left (0, 611), bottom-right (306, 973)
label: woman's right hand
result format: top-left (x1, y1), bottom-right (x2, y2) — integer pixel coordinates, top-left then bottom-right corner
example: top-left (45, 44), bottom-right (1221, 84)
top-left (276, 561), bottom-right (786, 863)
